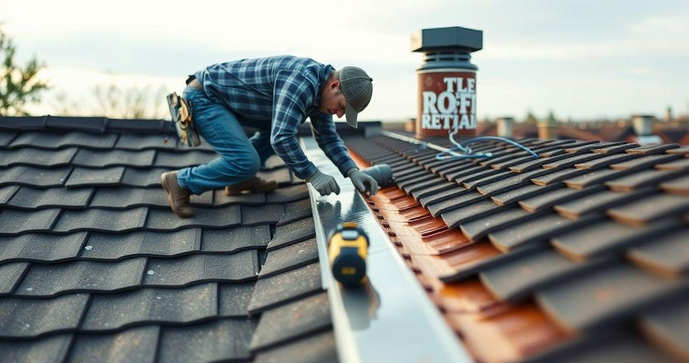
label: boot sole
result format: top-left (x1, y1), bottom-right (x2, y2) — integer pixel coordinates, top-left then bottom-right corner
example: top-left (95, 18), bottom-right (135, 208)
top-left (161, 173), bottom-right (194, 219)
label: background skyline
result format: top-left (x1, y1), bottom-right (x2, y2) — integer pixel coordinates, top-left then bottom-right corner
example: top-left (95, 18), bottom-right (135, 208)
top-left (1, 0), bottom-right (688, 122)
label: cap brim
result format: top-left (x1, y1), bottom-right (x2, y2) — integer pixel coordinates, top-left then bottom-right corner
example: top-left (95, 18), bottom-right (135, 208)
top-left (345, 100), bottom-right (358, 128)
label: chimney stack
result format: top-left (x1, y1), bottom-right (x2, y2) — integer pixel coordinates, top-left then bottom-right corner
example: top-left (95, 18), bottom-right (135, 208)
top-left (632, 114), bottom-right (655, 136)
top-left (411, 26), bottom-right (483, 140)
top-left (537, 118), bottom-right (558, 140)
top-left (496, 117), bottom-right (514, 138)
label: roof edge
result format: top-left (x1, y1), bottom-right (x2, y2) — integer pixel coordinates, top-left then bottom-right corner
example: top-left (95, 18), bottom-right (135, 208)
top-left (0, 116), bottom-right (175, 135)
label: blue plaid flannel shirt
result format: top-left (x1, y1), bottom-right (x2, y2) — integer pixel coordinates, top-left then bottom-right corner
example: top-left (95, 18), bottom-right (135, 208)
top-left (194, 55), bottom-right (357, 180)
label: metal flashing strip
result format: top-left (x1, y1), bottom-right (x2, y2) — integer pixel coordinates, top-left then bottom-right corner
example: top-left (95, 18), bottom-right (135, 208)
top-left (380, 130), bottom-right (451, 152)
top-left (301, 136), bottom-right (471, 363)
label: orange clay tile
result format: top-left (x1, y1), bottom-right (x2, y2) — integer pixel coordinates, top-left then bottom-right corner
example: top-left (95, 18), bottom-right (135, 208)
top-left (350, 149), bottom-right (569, 363)
top-left (447, 302), bottom-right (570, 363)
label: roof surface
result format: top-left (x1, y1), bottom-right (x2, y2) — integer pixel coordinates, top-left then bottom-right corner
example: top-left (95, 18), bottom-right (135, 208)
top-left (344, 133), bottom-right (689, 362)
top-left (0, 117), bottom-right (336, 362)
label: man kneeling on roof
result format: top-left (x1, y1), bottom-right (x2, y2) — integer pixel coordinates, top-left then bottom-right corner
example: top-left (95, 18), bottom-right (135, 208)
top-left (161, 55), bottom-right (379, 218)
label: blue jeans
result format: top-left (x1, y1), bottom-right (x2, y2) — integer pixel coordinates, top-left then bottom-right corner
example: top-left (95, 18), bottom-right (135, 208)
top-left (177, 86), bottom-right (275, 195)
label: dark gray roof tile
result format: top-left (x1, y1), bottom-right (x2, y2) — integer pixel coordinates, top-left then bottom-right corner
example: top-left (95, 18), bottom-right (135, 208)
top-left (563, 168), bottom-right (634, 189)
top-left (660, 174), bottom-right (689, 195)
top-left (0, 147), bottom-right (77, 168)
top-left (82, 283), bottom-right (217, 331)
top-left (403, 176), bottom-right (447, 194)
top-left (562, 141), bottom-right (609, 154)
top-left (121, 167), bottom-right (172, 187)
top-left (154, 150), bottom-right (217, 168)
top-left (610, 154), bottom-right (681, 171)
top-left (509, 153), bottom-right (570, 173)
top-left (480, 249), bottom-right (612, 302)
top-left (267, 218), bottom-right (316, 251)
top-left (542, 153), bottom-right (604, 170)
top-left (83, 229), bottom-right (201, 260)
top-left (53, 208), bottom-right (148, 233)
top-left (0, 185), bottom-right (19, 204)
top-left (491, 183), bottom-right (559, 206)
top-left (254, 331), bottom-right (338, 363)
top-left (626, 144), bottom-right (679, 155)
top-left (158, 319), bottom-right (255, 362)
top-left (202, 225), bottom-right (271, 253)
top-left (489, 213), bottom-right (600, 252)
top-left (0, 131), bottom-right (17, 146)
top-left (628, 229), bottom-right (689, 279)
top-left (144, 251), bottom-right (259, 286)
top-left (250, 292), bottom-right (331, 351)
top-left (419, 187), bottom-right (469, 209)
top-left (10, 132), bottom-right (118, 150)
top-left (261, 238), bottom-right (319, 278)
top-left (0, 262), bottom-right (29, 294)
top-left (242, 204), bottom-right (284, 226)
top-left (462, 170), bottom-right (512, 190)
top-left (591, 143), bottom-right (639, 154)
top-left (519, 186), bottom-right (604, 213)
top-left (427, 191), bottom-right (487, 218)
top-left (0, 233), bottom-right (87, 263)
top-left (90, 187), bottom-right (212, 209)
top-left (72, 149), bottom-right (156, 168)
top-left (7, 187), bottom-right (93, 209)
top-left (219, 282), bottom-right (255, 317)
top-left (638, 294), bottom-right (689, 361)
top-left (411, 180), bottom-right (456, 200)
top-left (444, 165), bottom-right (483, 182)
top-left (146, 206), bottom-right (241, 231)
top-left (666, 147), bottom-right (689, 155)
top-left (605, 169), bottom-right (686, 192)
top-left (248, 262), bottom-right (323, 314)
top-left (440, 199), bottom-right (502, 229)
top-left (69, 325), bottom-right (159, 363)
top-left (115, 133), bottom-right (176, 150)
top-left (573, 153), bottom-right (637, 169)
top-left (0, 208), bottom-right (61, 235)
top-left (536, 263), bottom-right (687, 332)
top-left (476, 168), bottom-right (549, 195)
top-left (64, 167), bottom-right (124, 188)
top-left (459, 207), bottom-right (534, 241)
top-left (0, 166), bottom-right (72, 188)
top-left (277, 199), bottom-right (313, 226)
top-left (554, 188), bottom-right (655, 219)
top-left (213, 190), bottom-right (266, 206)
top-left (655, 157), bottom-right (689, 171)
top-left (530, 168), bottom-right (590, 186)
top-left (16, 258), bottom-right (147, 296)
top-left (551, 219), bottom-right (680, 261)
top-left (607, 193), bottom-right (689, 226)
top-left (0, 293), bottom-right (89, 338)
top-left (266, 184), bottom-right (310, 204)
top-left (10, 132), bottom-right (119, 149)
top-left (0, 334), bottom-right (71, 363)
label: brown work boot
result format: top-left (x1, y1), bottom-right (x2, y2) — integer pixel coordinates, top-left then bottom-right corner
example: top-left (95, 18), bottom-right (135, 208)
top-left (225, 176), bottom-right (279, 196)
top-left (161, 171), bottom-right (194, 218)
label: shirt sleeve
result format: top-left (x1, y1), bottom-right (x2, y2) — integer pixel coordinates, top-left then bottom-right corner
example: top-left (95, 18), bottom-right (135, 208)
top-left (270, 70), bottom-right (319, 180)
top-left (309, 112), bottom-right (357, 177)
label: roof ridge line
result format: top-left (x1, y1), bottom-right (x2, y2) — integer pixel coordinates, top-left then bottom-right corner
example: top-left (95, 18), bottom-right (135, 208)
top-left (0, 116), bottom-right (175, 135)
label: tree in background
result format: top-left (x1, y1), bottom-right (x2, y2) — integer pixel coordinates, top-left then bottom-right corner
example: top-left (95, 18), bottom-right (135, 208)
top-left (0, 25), bottom-right (49, 116)
top-left (92, 81), bottom-right (167, 119)
top-left (525, 109), bottom-right (537, 124)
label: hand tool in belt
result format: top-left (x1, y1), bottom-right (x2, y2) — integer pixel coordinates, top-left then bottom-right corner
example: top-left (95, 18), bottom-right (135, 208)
top-left (166, 75), bottom-right (201, 147)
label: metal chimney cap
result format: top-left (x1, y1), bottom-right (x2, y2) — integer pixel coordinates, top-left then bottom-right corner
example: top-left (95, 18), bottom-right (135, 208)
top-left (411, 26), bottom-right (483, 53)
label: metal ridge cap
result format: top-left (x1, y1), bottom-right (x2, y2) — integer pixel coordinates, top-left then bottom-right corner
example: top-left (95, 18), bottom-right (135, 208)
top-left (300, 136), bottom-right (471, 363)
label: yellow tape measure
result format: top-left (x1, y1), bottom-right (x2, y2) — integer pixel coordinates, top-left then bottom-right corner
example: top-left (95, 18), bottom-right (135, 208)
top-left (328, 222), bottom-right (369, 286)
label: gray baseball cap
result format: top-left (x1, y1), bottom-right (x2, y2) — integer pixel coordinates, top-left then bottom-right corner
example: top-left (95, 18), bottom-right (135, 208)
top-left (340, 66), bottom-right (373, 128)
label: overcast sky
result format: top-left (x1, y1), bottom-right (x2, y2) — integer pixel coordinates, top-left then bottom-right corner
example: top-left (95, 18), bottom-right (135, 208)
top-left (2, 0), bottom-right (688, 121)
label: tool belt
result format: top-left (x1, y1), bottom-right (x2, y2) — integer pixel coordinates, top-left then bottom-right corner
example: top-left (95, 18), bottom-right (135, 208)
top-left (166, 75), bottom-right (201, 147)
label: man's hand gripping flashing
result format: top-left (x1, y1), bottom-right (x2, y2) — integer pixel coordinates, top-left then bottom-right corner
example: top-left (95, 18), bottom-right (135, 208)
top-left (306, 170), bottom-right (341, 196)
top-left (348, 168), bottom-right (379, 196)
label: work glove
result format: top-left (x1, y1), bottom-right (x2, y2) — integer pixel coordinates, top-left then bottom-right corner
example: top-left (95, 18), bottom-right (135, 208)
top-left (348, 168), bottom-right (379, 196)
top-left (307, 170), bottom-right (341, 196)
